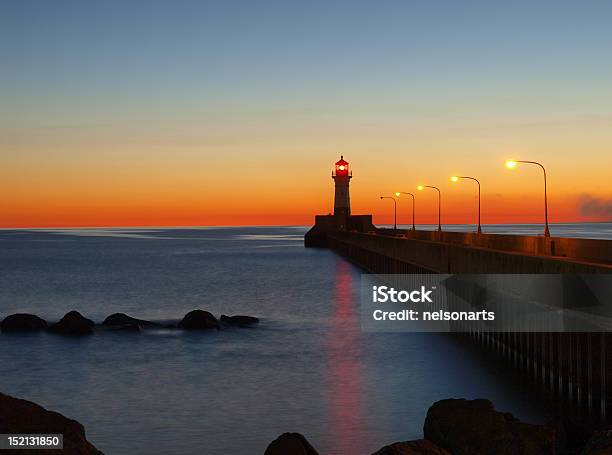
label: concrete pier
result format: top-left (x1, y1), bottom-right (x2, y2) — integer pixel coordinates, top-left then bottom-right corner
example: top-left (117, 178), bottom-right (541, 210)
top-left (306, 221), bottom-right (611, 273)
top-left (326, 229), bottom-right (611, 273)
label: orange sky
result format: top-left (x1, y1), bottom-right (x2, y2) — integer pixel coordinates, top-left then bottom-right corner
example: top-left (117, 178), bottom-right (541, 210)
top-left (2, 135), bottom-right (611, 227)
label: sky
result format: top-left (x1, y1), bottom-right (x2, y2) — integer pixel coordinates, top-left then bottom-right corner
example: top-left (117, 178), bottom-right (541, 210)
top-left (1, 0), bottom-right (612, 227)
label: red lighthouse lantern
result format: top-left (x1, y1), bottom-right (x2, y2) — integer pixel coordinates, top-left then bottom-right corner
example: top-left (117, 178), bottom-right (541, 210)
top-left (335, 156), bottom-right (349, 176)
top-left (332, 155), bottom-right (352, 229)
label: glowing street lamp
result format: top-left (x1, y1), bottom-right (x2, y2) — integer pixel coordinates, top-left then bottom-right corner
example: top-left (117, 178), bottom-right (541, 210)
top-left (380, 196), bottom-right (397, 230)
top-left (450, 175), bottom-right (482, 234)
top-left (417, 185), bottom-right (441, 231)
top-left (505, 159), bottom-right (550, 237)
top-left (395, 191), bottom-right (416, 231)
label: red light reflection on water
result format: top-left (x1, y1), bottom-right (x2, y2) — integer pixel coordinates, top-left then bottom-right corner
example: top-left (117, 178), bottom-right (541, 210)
top-left (324, 258), bottom-right (368, 454)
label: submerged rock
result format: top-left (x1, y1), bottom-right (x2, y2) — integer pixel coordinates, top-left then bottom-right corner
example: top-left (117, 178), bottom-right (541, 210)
top-left (264, 432), bottom-right (319, 455)
top-left (102, 313), bottom-right (158, 329)
top-left (220, 314), bottom-right (259, 326)
top-left (423, 398), bottom-right (556, 455)
top-left (0, 392), bottom-right (103, 454)
top-left (1, 314), bottom-right (47, 332)
top-left (178, 310), bottom-right (219, 330)
top-left (48, 311), bottom-right (95, 336)
top-left (104, 323), bottom-right (141, 332)
top-left (371, 440), bottom-right (451, 454)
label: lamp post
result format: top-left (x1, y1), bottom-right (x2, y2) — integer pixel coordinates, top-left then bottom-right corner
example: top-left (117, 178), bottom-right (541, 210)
top-left (450, 176), bottom-right (482, 234)
top-left (380, 196), bottom-right (397, 230)
top-left (505, 160), bottom-right (550, 237)
top-left (395, 192), bottom-right (416, 230)
top-left (417, 185), bottom-right (441, 231)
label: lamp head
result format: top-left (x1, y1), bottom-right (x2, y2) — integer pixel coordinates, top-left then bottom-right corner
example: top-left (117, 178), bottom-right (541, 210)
top-left (395, 192), bottom-right (400, 197)
top-left (505, 160), bottom-right (517, 169)
top-left (380, 196), bottom-right (383, 199)
top-left (450, 176), bottom-right (459, 183)
top-left (417, 185), bottom-right (424, 191)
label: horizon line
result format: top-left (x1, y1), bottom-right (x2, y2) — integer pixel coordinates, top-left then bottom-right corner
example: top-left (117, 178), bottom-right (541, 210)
top-left (2, 220), bottom-right (611, 230)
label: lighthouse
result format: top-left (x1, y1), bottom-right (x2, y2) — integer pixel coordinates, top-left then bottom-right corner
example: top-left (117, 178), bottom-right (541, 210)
top-left (332, 156), bottom-right (351, 229)
top-left (305, 156), bottom-right (372, 246)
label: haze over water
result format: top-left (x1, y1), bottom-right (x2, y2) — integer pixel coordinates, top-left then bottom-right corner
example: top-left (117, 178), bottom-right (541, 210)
top-left (2, 225), bottom-right (607, 454)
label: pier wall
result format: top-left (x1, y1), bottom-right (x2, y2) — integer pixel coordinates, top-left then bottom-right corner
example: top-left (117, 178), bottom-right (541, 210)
top-left (465, 331), bottom-right (612, 426)
top-left (376, 228), bottom-right (612, 265)
top-left (327, 231), bottom-right (612, 273)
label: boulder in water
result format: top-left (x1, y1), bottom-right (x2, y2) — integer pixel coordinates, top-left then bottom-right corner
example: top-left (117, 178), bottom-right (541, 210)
top-left (178, 310), bottom-right (219, 330)
top-left (423, 398), bottom-right (556, 455)
top-left (1, 314), bottom-right (47, 332)
top-left (220, 314), bottom-right (259, 326)
top-left (264, 432), bottom-right (319, 455)
top-left (48, 311), bottom-right (95, 336)
top-left (102, 313), bottom-right (158, 329)
top-left (105, 322), bottom-right (141, 332)
top-left (0, 392), bottom-right (103, 454)
top-left (371, 440), bottom-right (451, 454)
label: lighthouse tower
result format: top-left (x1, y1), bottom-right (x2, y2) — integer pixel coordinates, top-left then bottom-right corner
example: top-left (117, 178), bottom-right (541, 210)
top-left (305, 155), bottom-right (373, 246)
top-left (332, 156), bottom-right (351, 229)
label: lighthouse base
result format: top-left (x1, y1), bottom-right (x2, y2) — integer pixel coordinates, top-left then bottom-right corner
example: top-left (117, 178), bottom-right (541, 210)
top-left (304, 214), bottom-right (375, 248)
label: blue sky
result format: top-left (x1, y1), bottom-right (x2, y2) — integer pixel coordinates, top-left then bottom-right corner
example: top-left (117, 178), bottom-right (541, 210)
top-left (3, 1), bottom-right (612, 124)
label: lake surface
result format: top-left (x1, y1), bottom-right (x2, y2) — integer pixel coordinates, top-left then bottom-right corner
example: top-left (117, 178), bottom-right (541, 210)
top-left (1, 224), bottom-right (605, 454)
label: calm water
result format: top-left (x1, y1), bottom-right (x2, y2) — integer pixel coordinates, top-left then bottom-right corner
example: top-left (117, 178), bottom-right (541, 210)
top-left (1, 225), bottom-right (604, 454)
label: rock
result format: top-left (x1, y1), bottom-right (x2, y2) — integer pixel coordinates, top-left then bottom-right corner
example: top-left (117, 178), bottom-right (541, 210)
top-left (220, 314), bottom-right (259, 326)
top-left (371, 439), bottom-right (451, 454)
top-left (104, 323), bottom-right (141, 332)
top-left (581, 430), bottom-right (612, 455)
top-left (264, 432), bottom-right (319, 455)
top-left (423, 398), bottom-right (556, 455)
top-left (48, 311), bottom-right (95, 336)
top-left (178, 310), bottom-right (219, 330)
top-left (1, 314), bottom-right (47, 332)
top-left (102, 313), bottom-right (158, 328)
top-left (0, 392), bottom-right (103, 454)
